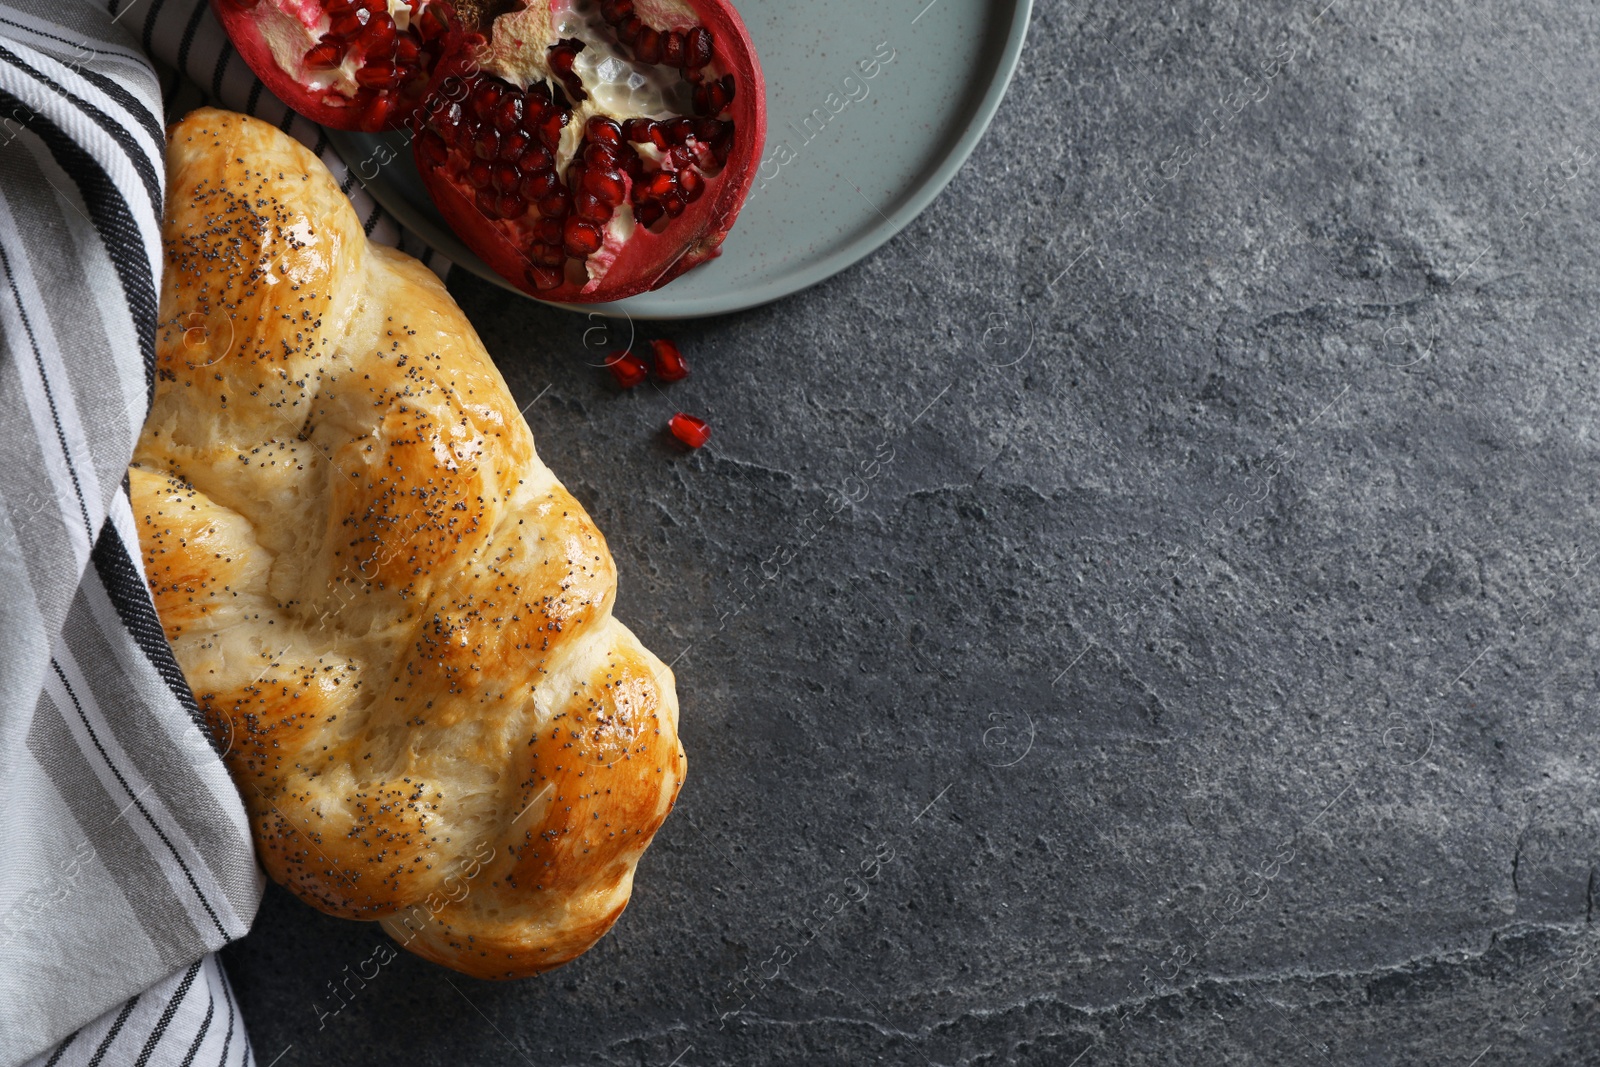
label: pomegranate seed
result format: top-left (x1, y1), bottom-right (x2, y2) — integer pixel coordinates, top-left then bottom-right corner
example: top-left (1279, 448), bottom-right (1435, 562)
top-left (475, 188), bottom-right (499, 218)
top-left (548, 39), bottom-right (588, 101)
top-left (650, 339), bottom-right (689, 381)
top-left (355, 62), bottom-right (400, 89)
top-left (535, 218), bottom-right (564, 245)
top-left (563, 218), bottom-right (605, 257)
top-left (493, 95), bottom-right (523, 132)
top-left (497, 193), bottom-right (527, 219)
top-left (606, 351), bottom-right (648, 389)
top-left (537, 109), bottom-right (567, 149)
top-left (361, 93), bottom-right (395, 127)
top-left (304, 37), bottom-right (344, 68)
top-left (635, 201), bottom-right (664, 227)
top-left (719, 75), bottom-right (736, 106)
top-left (624, 118), bottom-right (654, 143)
top-left (586, 116), bottom-right (623, 148)
top-left (599, 0), bottom-right (633, 22)
top-left (473, 128), bottom-right (499, 160)
top-left (325, 0), bottom-right (356, 15)
top-left (492, 162), bottom-right (518, 191)
top-left (617, 15), bottom-right (644, 45)
top-left (514, 145), bottom-right (553, 174)
top-left (661, 30), bottom-right (685, 67)
top-left (417, 130), bottom-right (448, 167)
top-left (583, 142), bottom-right (618, 169)
top-left (434, 102), bottom-right (465, 143)
top-left (526, 265), bottom-right (564, 291)
top-left (520, 171), bottom-right (558, 199)
top-left (668, 413), bottom-right (710, 448)
top-left (695, 79), bottom-right (731, 116)
top-left (549, 40), bottom-right (580, 73)
top-left (470, 80), bottom-right (502, 121)
top-left (585, 168), bottom-right (627, 206)
top-left (498, 130), bottom-right (530, 162)
top-left (667, 145), bottom-right (693, 168)
top-left (467, 159), bottom-right (492, 189)
top-left (684, 27), bottom-right (714, 69)
top-left (663, 192), bottom-right (688, 217)
top-left (538, 192), bottom-right (570, 218)
top-left (693, 117), bottom-right (724, 143)
top-left (394, 36), bottom-right (420, 64)
top-left (362, 13), bottom-right (395, 51)
top-left (532, 243), bottom-right (565, 267)
top-left (574, 189), bottom-right (610, 222)
top-left (643, 171), bottom-right (675, 198)
top-left (667, 118), bottom-right (695, 145)
top-left (329, 9), bottom-right (365, 38)
top-left (634, 26), bottom-right (662, 63)
top-left (679, 168), bottom-right (704, 202)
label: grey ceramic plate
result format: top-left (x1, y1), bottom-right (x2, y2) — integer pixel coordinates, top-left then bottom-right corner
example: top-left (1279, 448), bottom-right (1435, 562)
top-left (327, 0), bottom-right (1032, 319)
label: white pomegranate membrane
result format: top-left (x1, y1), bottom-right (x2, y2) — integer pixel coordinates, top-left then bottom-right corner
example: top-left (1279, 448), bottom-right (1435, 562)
top-left (415, 0), bottom-right (740, 293)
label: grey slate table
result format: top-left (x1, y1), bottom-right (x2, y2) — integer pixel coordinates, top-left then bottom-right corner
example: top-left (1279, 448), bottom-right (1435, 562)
top-left (222, 0), bottom-right (1600, 1062)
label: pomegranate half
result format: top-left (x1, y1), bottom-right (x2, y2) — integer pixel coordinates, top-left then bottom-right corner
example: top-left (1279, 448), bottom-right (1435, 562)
top-left (212, 0), bottom-right (465, 130)
top-left (212, 0), bottom-right (765, 303)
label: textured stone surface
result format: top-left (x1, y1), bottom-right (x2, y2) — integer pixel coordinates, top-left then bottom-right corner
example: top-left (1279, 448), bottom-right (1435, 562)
top-left (223, 0), bottom-right (1600, 1062)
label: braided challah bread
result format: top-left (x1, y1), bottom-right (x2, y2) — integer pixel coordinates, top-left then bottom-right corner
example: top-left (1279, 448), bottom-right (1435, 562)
top-left (130, 108), bottom-right (685, 979)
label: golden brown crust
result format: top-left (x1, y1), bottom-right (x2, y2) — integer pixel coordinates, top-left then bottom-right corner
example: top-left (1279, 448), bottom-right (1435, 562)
top-left (130, 108), bottom-right (685, 979)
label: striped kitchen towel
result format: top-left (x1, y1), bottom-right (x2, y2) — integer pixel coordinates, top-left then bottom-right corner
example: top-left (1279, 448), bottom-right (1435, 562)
top-left (0, 0), bottom-right (447, 1063)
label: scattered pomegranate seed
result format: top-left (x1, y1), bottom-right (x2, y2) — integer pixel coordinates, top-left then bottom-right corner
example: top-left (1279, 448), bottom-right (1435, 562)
top-left (650, 339), bottom-right (690, 381)
top-left (605, 350), bottom-right (648, 389)
top-left (668, 412), bottom-right (710, 448)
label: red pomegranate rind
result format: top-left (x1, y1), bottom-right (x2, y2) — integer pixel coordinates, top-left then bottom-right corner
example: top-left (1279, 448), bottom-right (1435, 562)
top-left (211, 0), bottom-right (460, 132)
top-left (410, 0), bottom-right (765, 303)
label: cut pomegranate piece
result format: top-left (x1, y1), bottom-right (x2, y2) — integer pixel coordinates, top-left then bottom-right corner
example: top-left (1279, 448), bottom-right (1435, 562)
top-left (668, 412), bottom-right (710, 448)
top-left (211, 0), bottom-right (463, 132)
top-left (411, 0), bottom-right (763, 303)
top-left (605, 349), bottom-right (648, 388)
top-left (649, 338), bottom-right (689, 381)
top-left (215, 0), bottom-right (764, 303)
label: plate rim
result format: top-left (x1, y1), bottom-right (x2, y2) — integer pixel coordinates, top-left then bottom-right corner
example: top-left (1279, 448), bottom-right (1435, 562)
top-left (329, 0), bottom-right (1033, 320)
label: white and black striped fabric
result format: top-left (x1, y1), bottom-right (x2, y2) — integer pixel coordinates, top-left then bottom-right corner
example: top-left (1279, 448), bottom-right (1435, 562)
top-left (24, 956), bottom-right (253, 1067)
top-left (0, 0), bottom-right (449, 1063)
